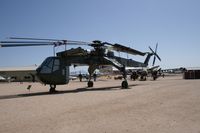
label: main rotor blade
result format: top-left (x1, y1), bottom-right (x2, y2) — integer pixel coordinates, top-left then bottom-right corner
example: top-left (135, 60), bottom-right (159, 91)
top-left (113, 43), bottom-right (146, 56)
top-left (102, 42), bottom-right (145, 56)
top-left (0, 41), bottom-right (52, 44)
top-left (9, 37), bottom-right (60, 41)
top-left (0, 42), bottom-right (90, 48)
top-left (9, 37), bottom-right (89, 44)
top-left (0, 43), bottom-right (55, 47)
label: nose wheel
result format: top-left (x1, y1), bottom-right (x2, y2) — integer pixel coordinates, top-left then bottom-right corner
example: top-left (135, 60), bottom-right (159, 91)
top-left (121, 80), bottom-right (128, 89)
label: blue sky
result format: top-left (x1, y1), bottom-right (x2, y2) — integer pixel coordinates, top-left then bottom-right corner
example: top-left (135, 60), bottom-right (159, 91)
top-left (0, 0), bottom-right (200, 69)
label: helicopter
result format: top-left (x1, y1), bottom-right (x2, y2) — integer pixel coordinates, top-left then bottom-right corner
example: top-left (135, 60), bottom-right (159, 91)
top-left (0, 37), bottom-right (161, 93)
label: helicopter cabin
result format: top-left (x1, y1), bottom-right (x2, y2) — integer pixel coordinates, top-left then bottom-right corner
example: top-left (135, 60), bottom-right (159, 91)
top-left (36, 57), bottom-right (70, 85)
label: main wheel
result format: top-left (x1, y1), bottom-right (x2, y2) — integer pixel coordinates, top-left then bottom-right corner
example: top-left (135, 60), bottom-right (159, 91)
top-left (87, 81), bottom-right (93, 87)
top-left (49, 84), bottom-right (57, 93)
top-left (121, 81), bottom-right (128, 89)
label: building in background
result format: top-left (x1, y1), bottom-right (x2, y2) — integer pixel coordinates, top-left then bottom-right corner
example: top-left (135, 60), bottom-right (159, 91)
top-left (183, 67), bottom-right (200, 79)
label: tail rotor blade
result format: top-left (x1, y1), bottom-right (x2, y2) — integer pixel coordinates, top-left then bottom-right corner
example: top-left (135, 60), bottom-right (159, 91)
top-left (153, 56), bottom-right (156, 66)
top-left (149, 46), bottom-right (154, 54)
top-left (155, 43), bottom-right (158, 53)
top-left (155, 53), bottom-right (161, 61)
top-left (149, 44), bottom-right (161, 66)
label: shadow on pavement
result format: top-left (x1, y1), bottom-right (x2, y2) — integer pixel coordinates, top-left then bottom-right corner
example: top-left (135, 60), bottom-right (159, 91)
top-left (0, 84), bottom-right (138, 100)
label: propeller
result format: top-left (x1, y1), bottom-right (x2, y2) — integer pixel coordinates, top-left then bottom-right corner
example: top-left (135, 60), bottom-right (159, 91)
top-left (149, 43), bottom-right (161, 66)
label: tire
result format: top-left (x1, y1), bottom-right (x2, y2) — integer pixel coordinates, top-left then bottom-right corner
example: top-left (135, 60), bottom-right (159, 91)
top-left (87, 81), bottom-right (93, 87)
top-left (121, 81), bottom-right (128, 89)
top-left (49, 84), bottom-right (56, 93)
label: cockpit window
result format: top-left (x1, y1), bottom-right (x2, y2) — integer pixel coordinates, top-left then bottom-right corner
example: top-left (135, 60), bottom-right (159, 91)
top-left (52, 59), bottom-right (60, 72)
top-left (48, 59), bottom-right (54, 68)
top-left (40, 57), bottom-right (60, 74)
top-left (41, 57), bottom-right (52, 66)
top-left (54, 59), bottom-right (60, 66)
top-left (40, 66), bottom-right (52, 74)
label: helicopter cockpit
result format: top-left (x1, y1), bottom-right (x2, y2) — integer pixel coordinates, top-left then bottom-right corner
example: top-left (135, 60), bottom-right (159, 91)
top-left (39, 57), bottom-right (60, 74)
top-left (36, 57), bottom-right (69, 85)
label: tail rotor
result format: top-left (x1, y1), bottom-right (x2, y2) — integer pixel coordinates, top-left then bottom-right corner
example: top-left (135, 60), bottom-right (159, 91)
top-left (149, 43), bottom-right (161, 66)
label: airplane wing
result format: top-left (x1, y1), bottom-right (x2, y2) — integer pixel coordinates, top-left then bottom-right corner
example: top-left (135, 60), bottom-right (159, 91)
top-left (0, 66), bottom-right (38, 82)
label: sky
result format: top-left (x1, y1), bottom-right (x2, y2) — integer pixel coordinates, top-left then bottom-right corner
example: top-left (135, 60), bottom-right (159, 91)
top-left (0, 0), bottom-right (200, 70)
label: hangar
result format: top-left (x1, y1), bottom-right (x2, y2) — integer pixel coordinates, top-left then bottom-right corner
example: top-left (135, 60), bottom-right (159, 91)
top-left (0, 66), bottom-right (37, 82)
top-left (183, 67), bottom-right (200, 79)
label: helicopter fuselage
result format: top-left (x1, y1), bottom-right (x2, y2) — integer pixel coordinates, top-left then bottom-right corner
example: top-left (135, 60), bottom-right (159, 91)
top-left (35, 47), bottom-right (148, 86)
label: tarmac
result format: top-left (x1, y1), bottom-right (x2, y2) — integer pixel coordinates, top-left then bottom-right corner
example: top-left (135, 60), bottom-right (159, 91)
top-left (0, 75), bottom-right (200, 133)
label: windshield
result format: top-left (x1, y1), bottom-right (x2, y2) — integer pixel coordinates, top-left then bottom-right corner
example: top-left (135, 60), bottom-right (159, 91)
top-left (39, 57), bottom-right (60, 74)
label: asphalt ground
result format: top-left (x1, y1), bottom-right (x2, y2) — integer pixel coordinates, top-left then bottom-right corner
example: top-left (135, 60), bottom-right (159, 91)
top-left (0, 75), bottom-right (200, 133)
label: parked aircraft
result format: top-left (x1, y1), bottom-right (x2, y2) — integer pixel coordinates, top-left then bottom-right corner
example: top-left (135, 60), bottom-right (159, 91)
top-left (0, 37), bottom-right (160, 93)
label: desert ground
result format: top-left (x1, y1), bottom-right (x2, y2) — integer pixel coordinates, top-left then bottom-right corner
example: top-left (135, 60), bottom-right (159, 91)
top-left (0, 75), bottom-right (200, 133)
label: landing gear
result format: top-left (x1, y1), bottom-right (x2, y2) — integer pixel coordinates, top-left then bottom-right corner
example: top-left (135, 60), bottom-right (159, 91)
top-left (121, 80), bottom-right (128, 89)
top-left (87, 64), bottom-right (97, 88)
top-left (153, 76), bottom-right (157, 80)
top-left (87, 81), bottom-right (93, 87)
top-left (121, 65), bottom-right (129, 89)
top-left (49, 84), bottom-right (57, 93)
top-left (140, 76), bottom-right (147, 81)
top-left (152, 71), bottom-right (158, 80)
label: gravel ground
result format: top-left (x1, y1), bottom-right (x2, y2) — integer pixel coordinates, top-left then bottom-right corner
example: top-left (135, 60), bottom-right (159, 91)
top-left (0, 75), bottom-right (200, 133)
